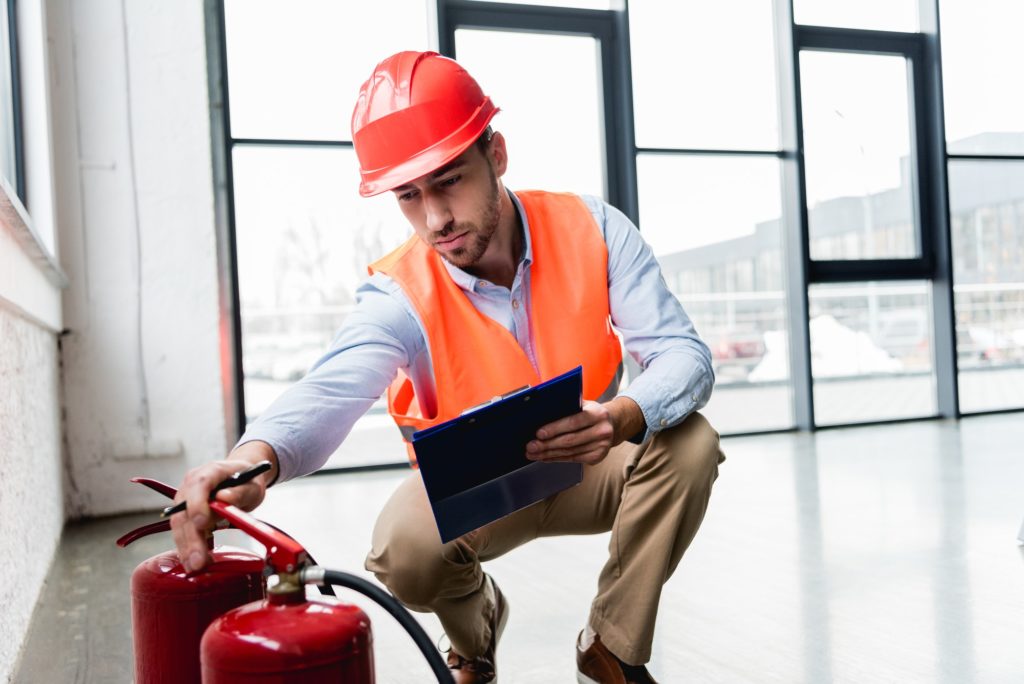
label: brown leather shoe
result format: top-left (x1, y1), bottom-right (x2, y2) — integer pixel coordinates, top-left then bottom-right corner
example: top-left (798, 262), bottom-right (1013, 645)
top-left (576, 632), bottom-right (659, 684)
top-left (446, 576), bottom-right (509, 683)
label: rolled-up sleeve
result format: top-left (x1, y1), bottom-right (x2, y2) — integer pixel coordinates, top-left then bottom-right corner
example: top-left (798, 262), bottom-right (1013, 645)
top-left (583, 197), bottom-right (715, 440)
top-left (236, 275), bottom-right (424, 483)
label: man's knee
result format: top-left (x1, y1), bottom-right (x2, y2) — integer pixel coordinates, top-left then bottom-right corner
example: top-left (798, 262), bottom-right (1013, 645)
top-left (365, 476), bottom-right (446, 606)
top-left (368, 524), bottom-right (448, 602)
top-left (366, 526), bottom-right (477, 608)
top-left (650, 411), bottom-right (723, 483)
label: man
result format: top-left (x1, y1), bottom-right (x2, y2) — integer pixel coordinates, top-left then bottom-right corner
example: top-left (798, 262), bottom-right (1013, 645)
top-left (170, 51), bottom-right (724, 683)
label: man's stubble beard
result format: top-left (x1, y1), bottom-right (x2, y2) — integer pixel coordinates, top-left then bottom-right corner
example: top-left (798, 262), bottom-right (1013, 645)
top-left (440, 168), bottom-right (501, 270)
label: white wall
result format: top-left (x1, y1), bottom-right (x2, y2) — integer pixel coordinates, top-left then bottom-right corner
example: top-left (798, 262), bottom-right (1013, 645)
top-left (3, 1), bottom-right (233, 675)
top-left (49, 0), bottom-right (229, 517)
top-left (0, 2), bottom-right (66, 680)
top-left (0, 305), bottom-right (63, 684)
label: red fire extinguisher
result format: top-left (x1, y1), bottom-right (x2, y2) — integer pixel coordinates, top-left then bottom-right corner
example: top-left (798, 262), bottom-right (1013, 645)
top-left (119, 472), bottom-right (453, 683)
top-left (117, 477), bottom-right (266, 684)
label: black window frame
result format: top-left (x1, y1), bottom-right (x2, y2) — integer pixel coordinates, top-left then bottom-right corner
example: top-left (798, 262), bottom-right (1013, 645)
top-left (794, 26), bottom-right (934, 283)
top-left (439, 0), bottom-right (639, 223)
top-left (206, 0), bottom-right (1023, 476)
top-left (777, 0), bottom-right (960, 426)
top-left (2, 0), bottom-right (25, 202)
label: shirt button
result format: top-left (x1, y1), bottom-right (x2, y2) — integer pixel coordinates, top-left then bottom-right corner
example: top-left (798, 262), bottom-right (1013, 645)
top-left (512, 299), bottom-right (519, 309)
top-left (660, 418), bottom-right (668, 427)
top-left (691, 393), bottom-right (698, 402)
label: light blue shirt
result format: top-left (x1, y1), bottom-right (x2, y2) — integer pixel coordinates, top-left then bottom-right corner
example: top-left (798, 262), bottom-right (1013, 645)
top-left (241, 192), bottom-right (714, 483)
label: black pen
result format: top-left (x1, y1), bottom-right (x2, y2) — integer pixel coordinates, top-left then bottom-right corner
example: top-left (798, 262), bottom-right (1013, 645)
top-left (160, 460), bottom-right (272, 518)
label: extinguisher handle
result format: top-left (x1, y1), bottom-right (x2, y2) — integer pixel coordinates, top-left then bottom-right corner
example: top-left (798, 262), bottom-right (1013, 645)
top-left (119, 477), bottom-right (308, 574)
top-left (159, 461), bottom-right (273, 518)
top-left (117, 517), bottom-right (236, 548)
top-left (130, 476), bottom-right (180, 499)
top-left (116, 519), bottom-right (172, 547)
top-left (209, 500), bottom-right (308, 573)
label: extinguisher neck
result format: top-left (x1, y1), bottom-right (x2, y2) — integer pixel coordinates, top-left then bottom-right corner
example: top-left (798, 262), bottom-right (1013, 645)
top-left (267, 590), bottom-right (305, 606)
top-left (267, 572), bottom-right (305, 605)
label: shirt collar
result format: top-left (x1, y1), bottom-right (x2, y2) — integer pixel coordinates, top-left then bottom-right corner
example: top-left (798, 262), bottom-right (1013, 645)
top-left (442, 189), bottom-right (533, 292)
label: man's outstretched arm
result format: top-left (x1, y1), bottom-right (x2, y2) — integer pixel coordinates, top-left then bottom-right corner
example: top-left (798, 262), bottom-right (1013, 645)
top-left (168, 277), bottom-right (420, 570)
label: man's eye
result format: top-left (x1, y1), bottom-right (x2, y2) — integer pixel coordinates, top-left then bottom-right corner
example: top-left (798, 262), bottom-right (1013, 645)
top-left (440, 175), bottom-right (460, 187)
top-left (398, 191), bottom-right (417, 202)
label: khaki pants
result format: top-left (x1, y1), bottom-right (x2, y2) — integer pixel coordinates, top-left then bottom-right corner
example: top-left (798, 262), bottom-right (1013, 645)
top-left (365, 411), bottom-right (725, 665)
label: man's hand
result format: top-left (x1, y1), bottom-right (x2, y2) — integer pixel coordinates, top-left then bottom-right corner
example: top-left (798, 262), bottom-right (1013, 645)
top-left (169, 441), bottom-right (278, 572)
top-left (526, 396), bottom-right (645, 465)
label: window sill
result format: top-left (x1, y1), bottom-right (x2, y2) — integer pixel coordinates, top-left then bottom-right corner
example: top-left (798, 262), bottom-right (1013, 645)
top-left (1, 177), bottom-right (66, 287)
top-left (0, 177), bottom-right (67, 331)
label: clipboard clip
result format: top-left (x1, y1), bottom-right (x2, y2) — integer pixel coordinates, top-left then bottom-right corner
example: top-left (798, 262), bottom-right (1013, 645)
top-left (460, 384), bottom-right (532, 416)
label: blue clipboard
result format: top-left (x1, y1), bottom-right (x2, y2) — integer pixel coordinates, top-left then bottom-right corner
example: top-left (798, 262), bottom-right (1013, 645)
top-left (411, 366), bottom-right (584, 543)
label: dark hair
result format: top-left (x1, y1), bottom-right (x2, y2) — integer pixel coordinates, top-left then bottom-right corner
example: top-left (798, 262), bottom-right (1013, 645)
top-left (474, 126), bottom-right (494, 154)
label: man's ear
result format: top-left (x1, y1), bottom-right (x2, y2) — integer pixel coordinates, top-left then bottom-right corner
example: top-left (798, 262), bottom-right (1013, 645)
top-left (489, 131), bottom-right (509, 178)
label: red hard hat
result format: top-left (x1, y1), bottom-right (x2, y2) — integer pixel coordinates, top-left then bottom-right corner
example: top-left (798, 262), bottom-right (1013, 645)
top-left (351, 51), bottom-right (499, 197)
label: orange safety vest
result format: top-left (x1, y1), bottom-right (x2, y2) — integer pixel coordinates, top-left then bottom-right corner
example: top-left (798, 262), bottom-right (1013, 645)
top-left (368, 191), bottom-right (623, 463)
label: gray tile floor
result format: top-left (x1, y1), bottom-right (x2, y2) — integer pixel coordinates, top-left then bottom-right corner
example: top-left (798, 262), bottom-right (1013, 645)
top-left (15, 413), bottom-right (1024, 683)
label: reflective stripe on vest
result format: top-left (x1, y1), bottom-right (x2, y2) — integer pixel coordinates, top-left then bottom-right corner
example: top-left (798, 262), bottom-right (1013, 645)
top-left (368, 191), bottom-right (624, 464)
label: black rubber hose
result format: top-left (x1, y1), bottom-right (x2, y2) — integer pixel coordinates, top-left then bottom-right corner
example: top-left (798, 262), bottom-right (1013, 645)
top-left (320, 569), bottom-right (453, 683)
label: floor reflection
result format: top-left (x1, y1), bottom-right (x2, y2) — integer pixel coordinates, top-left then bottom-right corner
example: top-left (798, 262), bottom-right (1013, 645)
top-left (16, 414), bottom-right (1024, 683)
top-left (934, 427), bottom-right (976, 684)
top-left (793, 435), bottom-right (834, 683)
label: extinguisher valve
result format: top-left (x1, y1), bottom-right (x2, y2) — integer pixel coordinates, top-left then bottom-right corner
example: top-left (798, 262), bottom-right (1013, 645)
top-left (264, 571), bottom-right (305, 604)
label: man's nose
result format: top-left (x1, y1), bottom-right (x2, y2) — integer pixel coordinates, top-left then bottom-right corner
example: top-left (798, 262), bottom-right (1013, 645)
top-left (423, 194), bottom-right (454, 234)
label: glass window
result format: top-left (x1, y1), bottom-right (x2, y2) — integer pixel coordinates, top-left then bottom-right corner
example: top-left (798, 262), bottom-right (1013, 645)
top-left (454, 28), bottom-right (605, 198)
top-left (629, 0), bottom-right (779, 151)
top-left (224, 0), bottom-right (430, 141)
top-left (939, 0), bottom-right (1024, 156)
top-left (800, 50), bottom-right (918, 260)
top-left (949, 160), bottom-right (1024, 413)
top-left (232, 145), bottom-right (410, 468)
top-left (1, 0), bottom-right (18, 194)
top-left (637, 153), bottom-right (792, 433)
top-left (809, 281), bottom-right (937, 426)
top-left (794, 0), bottom-right (919, 32)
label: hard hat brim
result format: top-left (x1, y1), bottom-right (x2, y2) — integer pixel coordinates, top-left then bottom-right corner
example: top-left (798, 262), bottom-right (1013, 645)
top-left (357, 100), bottom-right (499, 197)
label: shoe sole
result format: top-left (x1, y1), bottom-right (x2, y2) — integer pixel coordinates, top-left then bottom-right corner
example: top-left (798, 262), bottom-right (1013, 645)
top-left (492, 579), bottom-right (509, 683)
top-left (576, 672), bottom-right (600, 684)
